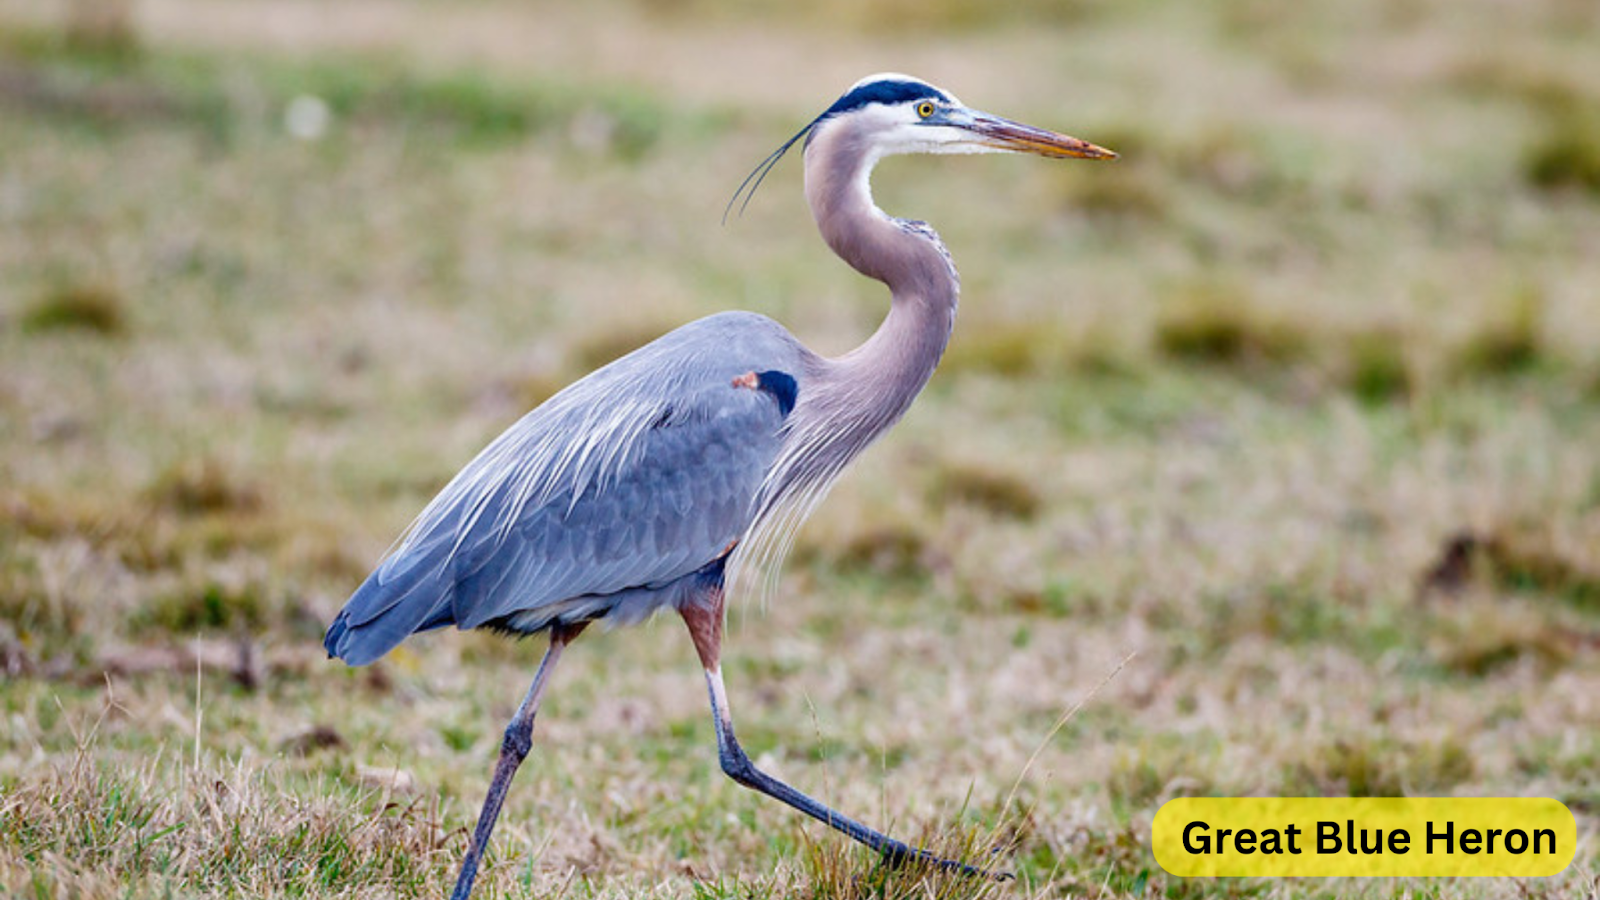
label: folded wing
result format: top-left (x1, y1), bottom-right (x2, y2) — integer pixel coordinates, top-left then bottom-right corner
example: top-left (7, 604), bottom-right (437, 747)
top-left (324, 312), bottom-right (804, 665)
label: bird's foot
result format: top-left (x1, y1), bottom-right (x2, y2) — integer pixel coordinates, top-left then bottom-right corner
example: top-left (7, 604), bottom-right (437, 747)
top-left (878, 842), bottom-right (1013, 881)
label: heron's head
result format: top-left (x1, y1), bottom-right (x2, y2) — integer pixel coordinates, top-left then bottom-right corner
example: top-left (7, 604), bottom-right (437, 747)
top-left (727, 73), bottom-right (1115, 219)
top-left (811, 73), bottom-right (1117, 161)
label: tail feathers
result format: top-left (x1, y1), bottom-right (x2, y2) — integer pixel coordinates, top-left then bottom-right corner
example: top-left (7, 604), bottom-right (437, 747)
top-left (324, 545), bottom-right (457, 666)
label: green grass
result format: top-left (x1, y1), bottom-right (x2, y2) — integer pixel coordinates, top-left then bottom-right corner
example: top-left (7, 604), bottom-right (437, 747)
top-left (1153, 277), bottom-right (1310, 366)
top-left (1, 748), bottom-right (455, 897)
top-left (20, 282), bottom-right (129, 335)
top-left (3, 0), bottom-right (1600, 897)
top-left (1523, 108), bottom-right (1600, 195)
top-left (0, 20), bottom-right (687, 153)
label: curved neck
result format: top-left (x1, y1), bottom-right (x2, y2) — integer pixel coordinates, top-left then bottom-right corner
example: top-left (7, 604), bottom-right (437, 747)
top-left (802, 119), bottom-right (959, 421)
top-left (739, 116), bottom-right (964, 574)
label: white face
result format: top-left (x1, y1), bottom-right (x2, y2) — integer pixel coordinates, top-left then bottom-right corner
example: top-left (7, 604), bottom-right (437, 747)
top-left (832, 77), bottom-right (1115, 163)
top-left (812, 73), bottom-right (972, 157)
top-left (828, 74), bottom-right (984, 158)
top-left (861, 101), bottom-right (1016, 158)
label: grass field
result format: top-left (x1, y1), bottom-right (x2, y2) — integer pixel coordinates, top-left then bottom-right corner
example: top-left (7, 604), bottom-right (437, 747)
top-left (2, 0), bottom-right (1599, 897)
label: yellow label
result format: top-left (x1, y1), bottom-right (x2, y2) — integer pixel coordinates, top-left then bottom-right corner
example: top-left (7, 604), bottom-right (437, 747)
top-left (1152, 798), bottom-right (1575, 877)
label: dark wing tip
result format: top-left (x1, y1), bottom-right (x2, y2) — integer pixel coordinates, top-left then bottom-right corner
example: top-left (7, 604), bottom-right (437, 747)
top-left (323, 613), bottom-right (351, 661)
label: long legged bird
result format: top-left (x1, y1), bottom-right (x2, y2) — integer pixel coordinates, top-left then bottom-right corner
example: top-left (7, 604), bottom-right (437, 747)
top-left (324, 73), bottom-right (1113, 899)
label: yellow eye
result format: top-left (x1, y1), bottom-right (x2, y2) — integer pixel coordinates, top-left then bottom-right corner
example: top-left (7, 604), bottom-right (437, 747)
top-left (916, 101), bottom-right (935, 118)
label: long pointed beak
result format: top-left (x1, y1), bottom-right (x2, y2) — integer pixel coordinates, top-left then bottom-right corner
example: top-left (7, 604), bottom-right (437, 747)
top-left (964, 110), bottom-right (1117, 160)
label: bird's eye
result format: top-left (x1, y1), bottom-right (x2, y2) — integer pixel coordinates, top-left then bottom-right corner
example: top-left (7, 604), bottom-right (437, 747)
top-left (916, 101), bottom-right (935, 119)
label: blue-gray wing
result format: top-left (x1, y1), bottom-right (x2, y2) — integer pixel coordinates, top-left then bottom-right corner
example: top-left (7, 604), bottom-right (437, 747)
top-left (325, 312), bottom-right (806, 665)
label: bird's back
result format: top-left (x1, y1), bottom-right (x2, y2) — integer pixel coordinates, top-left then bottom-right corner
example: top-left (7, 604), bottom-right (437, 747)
top-left (325, 312), bottom-right (812, 665)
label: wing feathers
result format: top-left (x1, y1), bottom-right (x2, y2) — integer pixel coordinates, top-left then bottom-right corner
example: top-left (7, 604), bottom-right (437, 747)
top-left (325, 312), bottom-right (808, 664)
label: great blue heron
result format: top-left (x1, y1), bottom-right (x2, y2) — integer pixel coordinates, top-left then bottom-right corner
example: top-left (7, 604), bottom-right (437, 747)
top-left (324, 73), bottom-right (1114, 899)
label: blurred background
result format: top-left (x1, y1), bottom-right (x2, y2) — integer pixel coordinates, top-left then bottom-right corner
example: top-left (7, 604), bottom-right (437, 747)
top-left (1, 0), bottom-right (1596, 897)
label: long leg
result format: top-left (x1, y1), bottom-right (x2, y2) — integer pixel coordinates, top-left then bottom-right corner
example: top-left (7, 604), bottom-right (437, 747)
top-left (450, 622), bottom-right (585, 900)
top-left (680, 590), bottom-right (993, 878)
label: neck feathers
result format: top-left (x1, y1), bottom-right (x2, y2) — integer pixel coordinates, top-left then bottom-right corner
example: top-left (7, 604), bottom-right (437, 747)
top-left (803, 117), bottom-right (959, 401)
top-left (755, 115), bottom-right (960, 525)
top-left (729, 114), bottom-right (963, 607)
